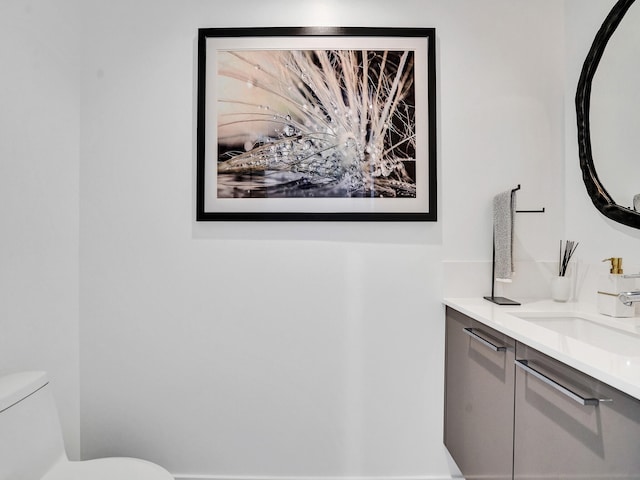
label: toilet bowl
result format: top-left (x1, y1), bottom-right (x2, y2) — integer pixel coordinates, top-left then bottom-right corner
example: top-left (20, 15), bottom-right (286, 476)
top-left (0, 371), bottom-right (174, 480)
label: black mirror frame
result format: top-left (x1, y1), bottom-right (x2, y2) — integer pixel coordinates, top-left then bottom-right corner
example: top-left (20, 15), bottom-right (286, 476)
top-left (576, 0), bottom-right (640, 229)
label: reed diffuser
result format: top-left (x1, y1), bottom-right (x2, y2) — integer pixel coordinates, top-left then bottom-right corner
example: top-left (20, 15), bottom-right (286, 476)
top-left (558, 240), bottom-right (579, 277)
top-left (552, 240), bottom-right (579, 302)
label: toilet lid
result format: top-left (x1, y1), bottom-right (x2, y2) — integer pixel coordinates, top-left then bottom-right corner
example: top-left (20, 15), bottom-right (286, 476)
top-left (42, 457), bottom-right (173, 480)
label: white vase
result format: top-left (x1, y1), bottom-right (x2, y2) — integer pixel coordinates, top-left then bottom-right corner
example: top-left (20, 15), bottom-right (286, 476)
top-left (551, 276), bottom-right (571, 302)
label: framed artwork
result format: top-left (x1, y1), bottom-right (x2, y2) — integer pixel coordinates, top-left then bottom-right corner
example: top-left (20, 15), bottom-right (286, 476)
top-left (196, 27), bottom-right (437, 221)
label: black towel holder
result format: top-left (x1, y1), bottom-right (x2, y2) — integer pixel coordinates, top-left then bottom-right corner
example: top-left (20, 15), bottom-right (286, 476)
top-left (513, 184), bottom-right (546, 213)
top-left (484, 185), bottom-right (545, 306)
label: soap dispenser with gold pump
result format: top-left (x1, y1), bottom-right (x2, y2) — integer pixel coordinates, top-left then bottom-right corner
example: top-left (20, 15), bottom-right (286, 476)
top-left (597, 257), bottom-right (635, 317)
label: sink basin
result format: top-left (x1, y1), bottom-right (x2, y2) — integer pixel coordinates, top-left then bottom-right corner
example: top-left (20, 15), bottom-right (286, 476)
top-left (513, 313), bottom-right (640, 357)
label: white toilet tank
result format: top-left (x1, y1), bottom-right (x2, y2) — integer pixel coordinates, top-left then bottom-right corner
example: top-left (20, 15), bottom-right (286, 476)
top-left (0, 371), bottom-right (67, 480)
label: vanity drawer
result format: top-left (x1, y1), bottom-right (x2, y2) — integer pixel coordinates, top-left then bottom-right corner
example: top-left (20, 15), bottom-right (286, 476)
top-left (513, 343), bottom-right (640, 479)
top-left (444, 307), bottom-right (515, 479)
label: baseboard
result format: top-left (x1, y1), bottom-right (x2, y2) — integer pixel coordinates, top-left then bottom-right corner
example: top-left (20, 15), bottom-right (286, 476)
top-left (173, 475), bottom-right (458, 480)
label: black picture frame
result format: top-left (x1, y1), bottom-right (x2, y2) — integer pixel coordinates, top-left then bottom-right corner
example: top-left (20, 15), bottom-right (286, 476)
top-left (196, 27), bottom-right (437, 221)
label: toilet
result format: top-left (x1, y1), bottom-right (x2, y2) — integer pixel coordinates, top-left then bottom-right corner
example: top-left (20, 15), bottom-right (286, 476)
top-left (0, 371), bottom-right (174, 480)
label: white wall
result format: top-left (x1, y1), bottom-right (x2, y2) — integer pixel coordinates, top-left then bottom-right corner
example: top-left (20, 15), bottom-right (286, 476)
top-left (8, 0), bottom-right (636, 477)
top-left (442, 0), bottom-right (566, 299)
top-left (78, 0), bottom-right (565, 479)
top-left (0, 0), bottom-right (81, 459)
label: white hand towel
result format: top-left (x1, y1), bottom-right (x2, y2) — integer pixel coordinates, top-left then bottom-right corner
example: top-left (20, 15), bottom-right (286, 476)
top-left (493, 190), bottom-right (516, 282)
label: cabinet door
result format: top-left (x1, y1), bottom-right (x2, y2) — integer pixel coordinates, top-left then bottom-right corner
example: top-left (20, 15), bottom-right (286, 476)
top-left (444, 307), bottom-right (515, 480)
top-left (514, 343), bottom-right (640, 479)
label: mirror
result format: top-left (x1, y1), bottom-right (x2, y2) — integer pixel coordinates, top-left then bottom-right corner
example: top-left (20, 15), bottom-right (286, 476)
top-left (576, 0), bottom-right (640, 229)
top-left (590, 1), bottom-right (640, 214)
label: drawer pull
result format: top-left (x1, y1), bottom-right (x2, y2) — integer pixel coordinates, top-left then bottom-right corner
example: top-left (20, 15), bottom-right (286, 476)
top-left (515, 359), bottom-right (611, 406)
top-left (463, 327), bottom-right (507, 352)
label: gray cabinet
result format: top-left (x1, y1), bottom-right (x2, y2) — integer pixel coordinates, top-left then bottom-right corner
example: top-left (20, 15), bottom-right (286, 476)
top-left (444, 307), bottom-right (640, 480)
top-left (444, 307), bottom-right (515, 480)
top-left (514, 343), bottom-right (640, 480)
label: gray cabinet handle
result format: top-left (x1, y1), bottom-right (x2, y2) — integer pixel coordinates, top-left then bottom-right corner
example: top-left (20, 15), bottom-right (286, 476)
top-left (515, 359), bottom-right (611, 406)
top-left (463, 327), bottom-right (507, 352)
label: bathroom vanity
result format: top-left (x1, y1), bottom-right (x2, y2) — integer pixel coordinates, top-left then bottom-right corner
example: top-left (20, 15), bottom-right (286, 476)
top-left (443, 299), bottom-right (640, 480)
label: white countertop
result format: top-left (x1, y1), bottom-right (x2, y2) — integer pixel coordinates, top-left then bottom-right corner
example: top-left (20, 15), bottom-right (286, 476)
top-left (443, 298), bottom-right (640, 400)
